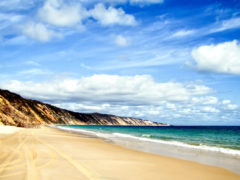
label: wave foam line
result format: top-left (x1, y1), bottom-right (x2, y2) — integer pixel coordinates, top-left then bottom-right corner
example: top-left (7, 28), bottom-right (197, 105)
top-left (53, 125), bottom-right (240, 156)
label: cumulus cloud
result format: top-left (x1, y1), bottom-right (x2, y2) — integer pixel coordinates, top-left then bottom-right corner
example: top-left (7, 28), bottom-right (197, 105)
top-left (14, 0), bottom-right (139, 41)
top-left (226, 104), bottom-right (238, 110)
top-left (192, 96), bottom-right (218, 105)
top-left (38, 1), bottom-right (138, 27)
top-left (114, 35), bottom-right (129, 46)
top-left (38, 0), bottom-right (86, 27)
top-left (202, 106), bottom-right (220, 113)
top-left (222, 100), bottom-right (231, 104)
top-left (192, 40), bottom-right (240, 75)
top-left (0, 74), bottom-right (211, 104)
top-left (0, 74), bottom-right (238, 123)
top-left (90, 3), bottom-right (137, 26)
top-left (22, 22), bottom-right (61, 42)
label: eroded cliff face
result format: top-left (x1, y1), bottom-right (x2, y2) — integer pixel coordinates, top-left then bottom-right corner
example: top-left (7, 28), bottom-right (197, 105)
top-left (0, 89), bottom-right (165, 127)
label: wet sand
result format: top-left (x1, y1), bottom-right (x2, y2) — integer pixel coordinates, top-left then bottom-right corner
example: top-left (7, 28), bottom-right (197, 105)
top-left (0, 126), bottom-right (239, 180)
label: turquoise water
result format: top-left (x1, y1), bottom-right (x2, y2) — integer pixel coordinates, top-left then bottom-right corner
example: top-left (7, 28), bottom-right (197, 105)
top-left (56, 125), bottom-right (240, 155)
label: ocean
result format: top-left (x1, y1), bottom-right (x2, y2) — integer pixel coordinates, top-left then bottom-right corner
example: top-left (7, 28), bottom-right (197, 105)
top-left (54, 125), bottom-right (240, 173)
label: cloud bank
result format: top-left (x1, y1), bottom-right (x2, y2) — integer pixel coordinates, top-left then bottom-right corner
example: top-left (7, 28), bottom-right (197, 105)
top-left (0, 74), bottom-right (211, 104)
top-left (0, 74), bottom-right (238, 124)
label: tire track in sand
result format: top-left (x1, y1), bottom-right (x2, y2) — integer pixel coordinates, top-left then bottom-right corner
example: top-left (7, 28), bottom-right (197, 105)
top-left (23, 147), bottom-right (40, 180)
top-left (0, 132), bottom-right (28, 178)
top-left (0, 129), bottom-right (100, 180)
top-left (23, 130), bottom-right (41, 180)
top-left (35, 136), bottom-right (100, 180)
top-left (0, 130), bottom-right (56, 179)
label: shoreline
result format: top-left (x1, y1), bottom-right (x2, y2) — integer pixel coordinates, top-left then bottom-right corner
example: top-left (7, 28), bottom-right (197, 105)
top-left (52, 125), bottom-right (240, 174)
top-left (53, 125), bottom-right (240, 155)
top-left (0, 125), bottom-right (239, 180)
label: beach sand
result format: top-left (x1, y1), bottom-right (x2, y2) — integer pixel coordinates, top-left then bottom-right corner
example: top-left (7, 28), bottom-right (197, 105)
top-left (0, 126), bottom-right (239, 180)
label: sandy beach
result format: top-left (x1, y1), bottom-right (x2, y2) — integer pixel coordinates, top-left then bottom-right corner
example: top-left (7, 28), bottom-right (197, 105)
top-left (0, 126), bottom-right (239, 180)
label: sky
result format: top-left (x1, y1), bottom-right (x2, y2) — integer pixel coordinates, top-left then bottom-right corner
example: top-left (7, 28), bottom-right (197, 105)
top-left (0, 0), bottom-right (240, 125)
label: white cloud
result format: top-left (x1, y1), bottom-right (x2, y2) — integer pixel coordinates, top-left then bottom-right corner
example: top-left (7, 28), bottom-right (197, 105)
top-left (0, 13), bottom-right (24, 23)
top-left (18, 68), bottom-right (51, 75)
top-left (163, 17), bottom-right (240, 40)
top-left (115, 35), bottom-right (129, 46)
top-left (129, 0), bottom-right (163, 4)
top-left (0, 74), bottom-right (238, 123)
top-left (214, 17), bottom-right (240, 32)
top-left (192, 40), bottom-right (240, 75)
top-left (226, 104), bottom-right (238, 110)
top-left (171, 30), bottom-right (195, 38)
top-left (2, 0), bottom-right (139, 42)
top-left (0, 74), bottom-right (211, 104)
top-left (0, 0), bottom-right (35, 10)
top-left (222, 100), bottom-right (231, 104)
top-left (38, 0), bottom-right (86, 27)
top-left (0, 13), bottom-right (25, 32)
top-left (202, 106), bottom-right (220, 113)
top-left (90, 3), bottom-right (137, 26)
top-left (192, 96), bottom-right (218, 105)
top-left (24, 61), bottom-right (41, 66)
top-left (22, 22), bottom-right (61, 42)
top-left (38, 1), bottom-right (138, 27)
top-left (77, 0), bottom-right (164, 6)
top-left (166, 103), bottom-right (176, 109)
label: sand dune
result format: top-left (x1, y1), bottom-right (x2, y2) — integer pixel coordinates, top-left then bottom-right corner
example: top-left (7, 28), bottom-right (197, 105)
top-left (0, 126), bottom-right (239, 180)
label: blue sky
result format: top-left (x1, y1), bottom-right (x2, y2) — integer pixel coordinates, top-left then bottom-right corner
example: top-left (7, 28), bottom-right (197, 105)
top-left (0, 0), bottom-right (240, 125)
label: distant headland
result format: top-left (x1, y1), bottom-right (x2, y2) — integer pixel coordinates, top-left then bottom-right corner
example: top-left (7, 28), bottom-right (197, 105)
top-left (0, 89), bottom-right (166, 127)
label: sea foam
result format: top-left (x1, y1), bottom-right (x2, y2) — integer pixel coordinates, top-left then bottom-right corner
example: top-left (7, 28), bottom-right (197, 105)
top-left (52, 125), bottom-right (240, 157)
